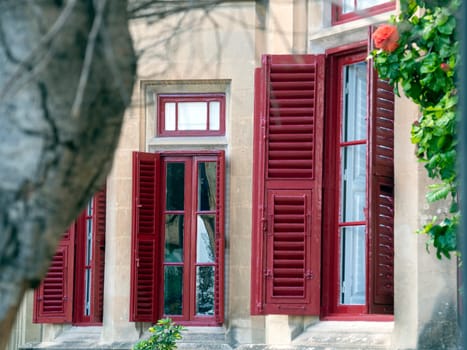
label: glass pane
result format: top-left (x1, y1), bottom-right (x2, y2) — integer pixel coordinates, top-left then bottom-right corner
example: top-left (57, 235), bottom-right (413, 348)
top-left (342, 0), bottom-right (354, 13)
top-left (342, 62), bottom-right (367, 142)
top-left (166, 162), bottom-right (185, 210)
top-left (164, 266), bottom-right (183, 315)
top-left (197, 215), bottom-right (215, 263)
top-left (209, 101), bottom-right (220, 130)
top-left (86, 217), bottom-right (93, 265)
top-left (165, 214), bottom-right (184, 262)
top-left (165, 102), bottom-right (176, 131)
top-left (196, 266), bottom-right (215, 315)
top-left (339, 226), bottom-right (366, 305)
top-left (178, 102), bottom-right (207, 130)
top-left (198, 162), bottom-right (217, 211)
top-left (357, 0), bottom-right (388, 10)
top-left (84, 268), bottom-right (91, 315)
top-left (340, 144), bottom-right (367, 222)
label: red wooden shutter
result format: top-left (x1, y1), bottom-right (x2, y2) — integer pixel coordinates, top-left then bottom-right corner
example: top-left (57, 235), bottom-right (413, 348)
top-left (130, 151), bottom-right (161, 322)
top-left (214, 151), bottom-right (225, 324)
top-left (91, 186), bottom-right (107, 323)
top-left (251, 55), bottom-right (325, 315)
top-left (369, 73), bottom-right (395, 314)
top-left (33, 226), bottom-right (75, 323)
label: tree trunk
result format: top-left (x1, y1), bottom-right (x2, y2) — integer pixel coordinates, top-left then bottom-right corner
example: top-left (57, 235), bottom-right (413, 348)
top-left (0, 1), bottom-right (136, 348)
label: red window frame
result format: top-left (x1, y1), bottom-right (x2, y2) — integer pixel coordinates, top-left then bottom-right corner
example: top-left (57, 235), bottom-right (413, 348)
top-left (322, 45), bottom-right (369, 317)
top-left (130, 150), bottom-right (225, 326)
top-left (157, 94), bottom-right (226, 137)
top-left (332, 1), bottom-right (395, 25)
top-left (321, 43), bottom-right (394, 318)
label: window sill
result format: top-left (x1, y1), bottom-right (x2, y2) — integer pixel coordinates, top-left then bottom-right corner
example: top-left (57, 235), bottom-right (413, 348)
top-left (309, 11), bottom-right (395, 54)
top-left (147, 136), bottom-right (228, 152)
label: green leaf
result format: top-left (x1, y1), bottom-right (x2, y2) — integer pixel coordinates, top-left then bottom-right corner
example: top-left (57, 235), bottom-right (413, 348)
top-left (426, 183), bottom-right (450, 202)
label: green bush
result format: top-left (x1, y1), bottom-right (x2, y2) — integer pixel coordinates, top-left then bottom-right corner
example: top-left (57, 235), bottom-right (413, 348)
top-left (133, 318), bottom-right (185, 350)
top-left (370, 0), bottom-right (460, 259)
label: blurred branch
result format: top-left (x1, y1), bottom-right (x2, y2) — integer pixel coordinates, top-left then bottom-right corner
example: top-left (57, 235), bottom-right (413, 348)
top-left (128, 0), bottom-right (253, 20)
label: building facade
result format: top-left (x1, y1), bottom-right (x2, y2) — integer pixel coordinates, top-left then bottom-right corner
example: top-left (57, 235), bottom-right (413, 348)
top-left (13, 1), bottom-right (459, 349)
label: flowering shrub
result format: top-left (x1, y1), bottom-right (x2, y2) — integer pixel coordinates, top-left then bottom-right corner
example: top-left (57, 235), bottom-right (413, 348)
top-left (133, 318), bottom-right (185, 350)
top-left (372, 24), bottom-right (399, 52)
top-left (370, 0), bottom-right (460, 259)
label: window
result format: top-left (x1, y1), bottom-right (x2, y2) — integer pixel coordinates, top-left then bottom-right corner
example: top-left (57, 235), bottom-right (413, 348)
top-left (158, 94), bottom-right (225, 137)
top-left (251, 48), bottom-right (394, 317)
top-left (131, 151), bottom-right (224, 326)
top-left (332, 0), bottom-right (395, 25)
top-left (321, 45), bottom-right (394, 316)
top-left (33, 189), bottom-right (107, 324)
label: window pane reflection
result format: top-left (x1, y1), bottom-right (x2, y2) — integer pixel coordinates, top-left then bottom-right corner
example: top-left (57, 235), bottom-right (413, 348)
top-left (339, 226), bottom-right (366, 305)
top-left (164, 266), bottom-right (183, 315)
top-left (166, 163), bottom-right (185, 210)
top-left (209, 101), bottom-right (220, 130)
top-left (342, 62), bottom-right (367, 142)
top-left (340, 145), bottom-right (367, 222)
top-left (197, 215), bottom-right (215, 263)
top-left (178, 102), bottom-right (207, 130)
top-left (196, 266), bottom-right (214, 315)
top-left (165, 214), bottom-right (184, 262)
top-left (165, 103), bottom-right (176, 131)
top-left (198, 162), bottom-right (217, 211)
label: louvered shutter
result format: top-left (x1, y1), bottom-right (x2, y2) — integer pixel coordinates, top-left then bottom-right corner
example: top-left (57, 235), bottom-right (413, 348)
top-left (214, 151), bottom-right (225, 324)
top-left (91, 186), bottom-right (106, 323)
top-left (130, 151), bottom-right (161, 322)
top-left (251, 55), bottom-right (325, 315)
top-left (33, 226), bottom-right (75, 323)
top-left (369, 73), bottom-right (395, 314)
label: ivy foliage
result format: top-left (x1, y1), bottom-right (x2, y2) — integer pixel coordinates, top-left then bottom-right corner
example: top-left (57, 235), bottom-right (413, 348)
top-left (371, 0), bottom-right (460, 259)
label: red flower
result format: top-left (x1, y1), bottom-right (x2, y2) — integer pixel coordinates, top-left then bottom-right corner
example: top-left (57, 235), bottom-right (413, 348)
top-left (440, 63), bottom-right (450, 72)
top-left (373, 24), bottom-right (399, 52)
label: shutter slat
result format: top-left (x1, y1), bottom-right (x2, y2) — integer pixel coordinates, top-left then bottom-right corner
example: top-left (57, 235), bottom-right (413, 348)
top-left (266, 191), bottom-right (310, 306)
top-left (369, 72), bottom-right (394, 314)
top-left (251, 55), bottom-right (324, 316)
top-left (91, 186), bottom-right (106, 323)
top-left (266, 58), bottom-right (320, 180)
top-left (33, 226), bottom-right (75, 323)
top-left (130, 152), bottom-right (160, 322)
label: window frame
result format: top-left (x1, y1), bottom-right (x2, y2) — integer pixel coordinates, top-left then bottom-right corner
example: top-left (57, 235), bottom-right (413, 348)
top-left (332, 1), bottom-right (395, 25)
top-left (322, 44), bottom-right (370, 316)
top-left (130, 150), bottom-right (225, 326)
top-left (157, 94), bottom-right (226, 137)
top-left (161, 154), bottom-right (220, 324)
top-left (321, 43), bottom-right (394, 319)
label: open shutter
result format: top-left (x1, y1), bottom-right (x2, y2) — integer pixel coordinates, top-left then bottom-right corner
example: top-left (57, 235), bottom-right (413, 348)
top-left (91, 186), bottom-right (107, 323)
top-left (130, 151), bottom-right (161, 322)
top-left (251, 55), bottom-right (325, 315)
top-left (33, 226), bottom-right (75, 323)
top-left (369, 73), bottom-right (395, 314)
top-left (214, 151), bottom-right (225, 324)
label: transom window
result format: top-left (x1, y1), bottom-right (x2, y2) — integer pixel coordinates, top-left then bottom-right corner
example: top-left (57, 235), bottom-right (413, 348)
top-left (332, 0), bottom-right (395, 25)
top-left (158, 94), bottom-right (225, 136)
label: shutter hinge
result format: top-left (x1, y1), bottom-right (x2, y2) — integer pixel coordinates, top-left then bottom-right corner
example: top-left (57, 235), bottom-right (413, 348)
top-left (304, 271), bottom-right (314, 280)
top-left (256, 302), bottom-right (264, 313)
top-left (261, 217), bottom-right (267, 235)
top-left (264, 269), bottom-right (273, 279)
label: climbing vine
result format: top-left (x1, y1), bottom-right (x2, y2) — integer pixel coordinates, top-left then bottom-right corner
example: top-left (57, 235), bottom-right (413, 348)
top-left (370, 0), bottom-right (460, 258)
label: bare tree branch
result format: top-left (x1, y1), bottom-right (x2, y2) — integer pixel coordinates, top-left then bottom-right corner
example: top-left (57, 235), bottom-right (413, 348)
top-left (71, 0), bottom-right (107, 119)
